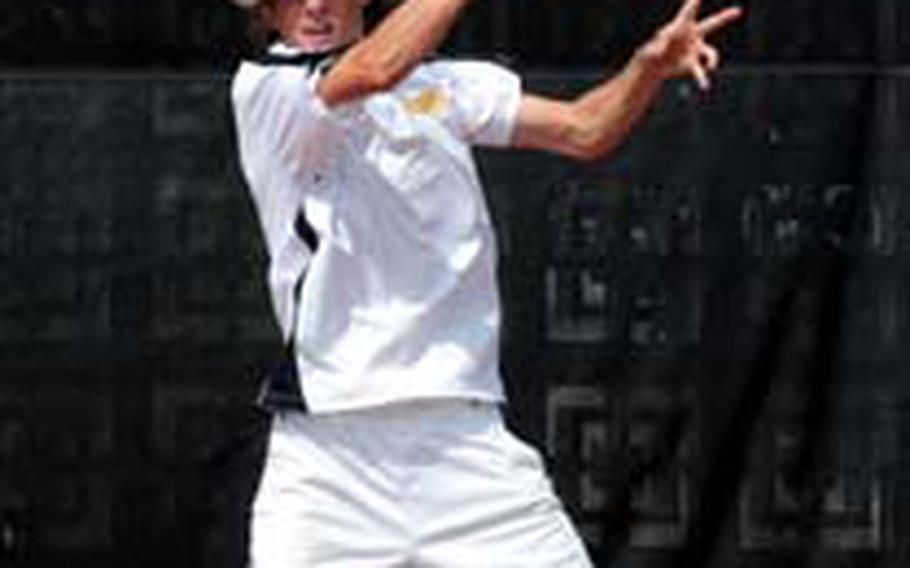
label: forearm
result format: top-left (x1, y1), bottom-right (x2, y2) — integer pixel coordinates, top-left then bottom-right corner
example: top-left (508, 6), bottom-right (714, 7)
top-left (568, 51), bottom-right (666, 160)
top-left (514, 0), bottom-right (740, 160)
top-left (317, 0), bottom-right (471, 106)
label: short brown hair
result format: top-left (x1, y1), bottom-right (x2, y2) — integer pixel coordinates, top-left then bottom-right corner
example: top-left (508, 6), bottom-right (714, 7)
top-left (233, 0), bottom-right (279, 50)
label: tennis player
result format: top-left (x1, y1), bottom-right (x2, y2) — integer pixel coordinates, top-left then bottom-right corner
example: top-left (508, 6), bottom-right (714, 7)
top-left (230, 0), bottom-right (741, 565)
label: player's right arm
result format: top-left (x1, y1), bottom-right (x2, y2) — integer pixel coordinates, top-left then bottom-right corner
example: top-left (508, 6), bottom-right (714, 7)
top-left (317, 0), bottom-right (472, 107)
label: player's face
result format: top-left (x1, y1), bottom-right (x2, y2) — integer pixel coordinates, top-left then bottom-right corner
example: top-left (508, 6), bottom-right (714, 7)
top-left (269, 0), bottom-right (369, 52)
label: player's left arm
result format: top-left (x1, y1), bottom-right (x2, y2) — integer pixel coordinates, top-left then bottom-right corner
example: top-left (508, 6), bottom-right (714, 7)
top-left (511, 0), bottom-right (743, 162)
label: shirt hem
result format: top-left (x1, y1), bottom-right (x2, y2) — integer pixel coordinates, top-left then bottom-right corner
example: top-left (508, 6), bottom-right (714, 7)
top-left (276, 390), bottom-right (507, 416)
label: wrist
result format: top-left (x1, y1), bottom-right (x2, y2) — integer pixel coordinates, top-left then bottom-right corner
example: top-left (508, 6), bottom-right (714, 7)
top-left (629, 43), bottom-right (671, 85)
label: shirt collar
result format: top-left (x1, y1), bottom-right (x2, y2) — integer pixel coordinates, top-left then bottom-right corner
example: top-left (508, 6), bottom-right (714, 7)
top-left (254, 41), bottom-right (352, 69)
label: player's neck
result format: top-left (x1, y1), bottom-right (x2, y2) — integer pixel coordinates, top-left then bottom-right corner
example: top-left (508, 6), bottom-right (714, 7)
top-left (281, 23), bottom-right (364, 54)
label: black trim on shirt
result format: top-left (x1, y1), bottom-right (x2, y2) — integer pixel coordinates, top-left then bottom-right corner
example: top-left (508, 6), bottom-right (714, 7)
top-left (249, 43), bottom-right (439, 72)
top-left (256, 208), bottom-right (320, 414)
top-left (294, 208), bottom-right (320, 251)
top-left (250, 43), bottom-right (352, 72)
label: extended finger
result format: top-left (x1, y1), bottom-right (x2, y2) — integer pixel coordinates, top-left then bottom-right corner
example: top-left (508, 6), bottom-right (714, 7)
top-left (690, 59), bottom-right (711, 90)
top-left (676, 0), bottom-right (702, 22)
top-left (697, 6), bottom-right (743, 36)
top-left (700, 42), bottom-right (720, 71)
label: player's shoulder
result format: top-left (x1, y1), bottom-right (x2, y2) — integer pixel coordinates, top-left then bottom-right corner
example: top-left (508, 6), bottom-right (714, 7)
top-left (417, 54), bottom-right (517, 81)
top-left (231, 60), bottom-right (280, 109)
top-left (232, 42), bottom-right (340, 99)
top-left (231, 54), bottom-right (324, 109)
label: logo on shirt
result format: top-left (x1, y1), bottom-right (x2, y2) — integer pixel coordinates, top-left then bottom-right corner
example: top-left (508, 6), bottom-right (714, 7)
top-left (403, 88), bottom-right (449, 117)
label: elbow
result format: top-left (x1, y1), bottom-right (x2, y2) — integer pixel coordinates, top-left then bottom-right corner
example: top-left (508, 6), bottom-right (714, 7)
top-left (567, 143), bottom-right (603, 163)
top-left (577, 142), bottom-right (622, 162)
top-left (516, 100), bottom-right (615, 162)
top-left (561, 111), bottom-right (610, 162)
top-left (564, 130), bottom-right (607, 163)
top-left (565, 130), bottom-right (623, 162)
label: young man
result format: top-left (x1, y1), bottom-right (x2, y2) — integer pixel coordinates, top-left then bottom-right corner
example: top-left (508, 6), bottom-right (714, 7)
top-left (230, 0), bottom-right (741, 565)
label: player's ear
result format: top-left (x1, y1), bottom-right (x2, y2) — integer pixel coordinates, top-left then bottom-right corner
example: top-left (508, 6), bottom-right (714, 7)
top-left (258, 1), bottom-right (278, 29)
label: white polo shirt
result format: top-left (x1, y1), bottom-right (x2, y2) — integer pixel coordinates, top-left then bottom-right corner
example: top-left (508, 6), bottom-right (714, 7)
top-left (231, 44), bottom-right (522, 413)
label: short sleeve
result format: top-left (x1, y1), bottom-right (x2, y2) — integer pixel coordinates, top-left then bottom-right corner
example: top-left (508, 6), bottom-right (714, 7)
top-left (434, 61), bottom-right (522, 147)
top-left (231, 62), bottom-right (337, 176)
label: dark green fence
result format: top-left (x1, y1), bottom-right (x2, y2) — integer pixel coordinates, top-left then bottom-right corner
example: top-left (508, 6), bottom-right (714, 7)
top-left (0, 0), bottom-right (900, 69)
top-left (2, 66), bottom-right (910, 567)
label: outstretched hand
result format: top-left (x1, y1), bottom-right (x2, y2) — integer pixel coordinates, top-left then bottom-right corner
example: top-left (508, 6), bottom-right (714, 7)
top-left (637, 0), bottom-right (743, 90)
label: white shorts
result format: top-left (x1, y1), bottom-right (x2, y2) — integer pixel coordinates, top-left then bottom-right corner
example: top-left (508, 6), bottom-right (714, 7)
top-left (249, 399), bottom-right (593, 567)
